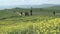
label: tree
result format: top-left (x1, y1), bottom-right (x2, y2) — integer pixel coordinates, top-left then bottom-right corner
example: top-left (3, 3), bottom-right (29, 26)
top-left (40, 8), bottom-right (43, 11)
top-left (30, 7), bottom-right (32, 16)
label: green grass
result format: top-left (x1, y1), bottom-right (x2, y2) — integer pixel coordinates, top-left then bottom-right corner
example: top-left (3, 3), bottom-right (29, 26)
top-left (0, 16), bottom-right (60, 34)
top-left (0, 7), bottom-right (60, 18)
top-left (0, 7), bottom-right (60, 34)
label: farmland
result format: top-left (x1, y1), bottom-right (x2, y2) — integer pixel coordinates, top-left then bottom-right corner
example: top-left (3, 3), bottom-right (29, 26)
top-left (0, 7), bottom-right (60, 34)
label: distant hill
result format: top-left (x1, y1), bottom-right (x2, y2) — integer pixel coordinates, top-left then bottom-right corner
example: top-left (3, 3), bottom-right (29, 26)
top-left (0, 4), bottom-right (60, 18)
top-left (15, 4), bottom-right (56, 8)
top-left (31, 4), bottom-right (56, 8)
top-left (44, 5), bottom-right (60, 10)
top-left (0, 4), bottom-right (57, 9)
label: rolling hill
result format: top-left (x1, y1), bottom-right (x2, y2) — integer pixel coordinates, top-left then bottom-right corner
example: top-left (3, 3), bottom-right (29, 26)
top-left (0, 4), bottom-right (60, 19)
top-left (45, 5), bottom-right (60, 10)
top-left (0, 4), bottom-right (57, 9)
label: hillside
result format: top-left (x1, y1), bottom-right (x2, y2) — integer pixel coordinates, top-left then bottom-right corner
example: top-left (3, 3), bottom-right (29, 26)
top-left (44, 5), bottom-right (60, 11)
top-left (0, 8), bottom-right (31, 19)
top-left (0, 16), bottom-right (60, 34)
top-left (0, 5), bottom-right (60, 34)
top-left (0, 5), bottom-right (60, 19)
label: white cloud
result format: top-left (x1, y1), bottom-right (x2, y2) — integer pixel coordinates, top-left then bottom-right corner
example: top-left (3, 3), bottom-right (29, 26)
top-left (24, 0), bottom-right (48, 5)
top-left (0, 0), bottom-right (24, 5)
top-left (0, 0), bottom-right (60, 6)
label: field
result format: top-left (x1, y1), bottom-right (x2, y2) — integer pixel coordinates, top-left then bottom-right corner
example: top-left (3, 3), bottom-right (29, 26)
top-left (0, 8), bottom-right (60, 34)
top-left (0, 16), bottom-right (60, 34)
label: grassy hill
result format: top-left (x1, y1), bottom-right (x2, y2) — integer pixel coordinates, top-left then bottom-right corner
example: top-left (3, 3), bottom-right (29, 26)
top-left (0, 8), bottom-right (30, 19)
top-left (46, 6), bottom-right (60, 10)
top-left (0, 6), bottom-right (60, 19)
top-left (0, 6), bottom-right (60, 34)
top-left (43, 6), bottom-right (60, 12)
top-left (0, 6), bottom-right (60, 17)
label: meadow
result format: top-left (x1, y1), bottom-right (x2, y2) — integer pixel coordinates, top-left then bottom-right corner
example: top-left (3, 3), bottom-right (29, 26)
top-left (0, 8), bottom-right (60, 34)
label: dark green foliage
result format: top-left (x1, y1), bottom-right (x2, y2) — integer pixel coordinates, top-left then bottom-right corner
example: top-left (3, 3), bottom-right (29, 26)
top-left (30, 10), bottom-right (32, 16)
top-left (25, 12), bottom-right (29, 16)
top-left (53, 11), bottom-right (55, 15)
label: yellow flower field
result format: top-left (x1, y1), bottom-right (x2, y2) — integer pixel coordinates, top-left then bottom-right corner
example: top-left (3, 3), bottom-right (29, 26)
top-left (0, 16), bottom-right (60, 34)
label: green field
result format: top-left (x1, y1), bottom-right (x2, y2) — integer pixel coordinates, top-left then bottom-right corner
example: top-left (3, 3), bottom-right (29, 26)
top-left (0, 8), bottom-right (60, 34)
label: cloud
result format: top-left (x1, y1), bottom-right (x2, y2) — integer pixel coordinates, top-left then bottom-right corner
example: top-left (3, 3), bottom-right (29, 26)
top-left (0, 0), bottom-right (60, 6)
top-left (24, 0), bottom-right (48, 5)
top-left (0, 0), bottom-right (24, 5)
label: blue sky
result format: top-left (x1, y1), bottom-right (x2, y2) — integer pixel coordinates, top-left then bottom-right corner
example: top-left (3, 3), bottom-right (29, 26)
top-left (0, 0), bottom-right (60, 6)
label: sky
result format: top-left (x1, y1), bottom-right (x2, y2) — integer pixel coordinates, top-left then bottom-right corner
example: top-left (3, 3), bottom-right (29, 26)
top-left (0, 0), bottom-right (60, 6)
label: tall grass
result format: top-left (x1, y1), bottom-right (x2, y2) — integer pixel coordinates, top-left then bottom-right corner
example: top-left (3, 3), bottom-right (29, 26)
top-left (0, 16), bottom-right (60, 34)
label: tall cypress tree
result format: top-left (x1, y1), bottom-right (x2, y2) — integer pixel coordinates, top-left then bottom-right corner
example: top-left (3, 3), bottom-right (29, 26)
top-left (53, 11), bottom-right (55, 15)
top-left (30, 7), bottom-right (32, 16)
